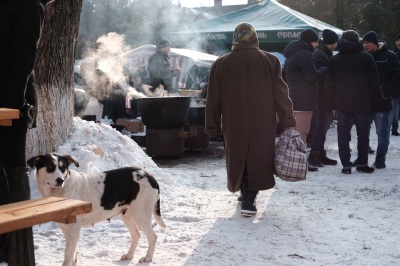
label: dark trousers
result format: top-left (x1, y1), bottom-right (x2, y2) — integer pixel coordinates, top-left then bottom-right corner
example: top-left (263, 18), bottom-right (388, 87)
top-left (0, 125), bottom-right (27, 167)
top-left (311, 108), bottom-right (333, 151)
top-left (0, 124), bottom-right (35, 266)
top-left (240, 167), bottom-right (258, 204)
top-left (307, 110), bottom-right (318, 145)
top-left (336, 111), bottom-right (370, 168)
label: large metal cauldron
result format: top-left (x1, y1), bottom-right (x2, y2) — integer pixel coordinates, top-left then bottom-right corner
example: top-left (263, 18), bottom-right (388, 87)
top-left (136, 96), bottom-right (192, 129)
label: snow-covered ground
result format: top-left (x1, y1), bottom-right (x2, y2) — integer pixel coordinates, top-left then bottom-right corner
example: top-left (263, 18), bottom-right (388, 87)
top-left (3, 117), bottom-right (400, 266)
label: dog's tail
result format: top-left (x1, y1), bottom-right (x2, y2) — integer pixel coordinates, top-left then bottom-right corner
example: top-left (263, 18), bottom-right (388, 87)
top-left (153, 198), bottom-right (167, 229)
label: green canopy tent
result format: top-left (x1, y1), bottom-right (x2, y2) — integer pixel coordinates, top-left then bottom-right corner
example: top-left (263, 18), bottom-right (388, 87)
top-left (162, 0), bottom-right (343, 53)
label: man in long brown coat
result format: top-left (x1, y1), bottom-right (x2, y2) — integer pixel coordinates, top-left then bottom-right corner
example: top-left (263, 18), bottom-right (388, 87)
top-left (205, 23), bottom-right (296, 217)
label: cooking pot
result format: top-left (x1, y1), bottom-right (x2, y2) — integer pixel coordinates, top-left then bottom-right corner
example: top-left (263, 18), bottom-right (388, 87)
top-left (136, 96), bottom-right (191, 129)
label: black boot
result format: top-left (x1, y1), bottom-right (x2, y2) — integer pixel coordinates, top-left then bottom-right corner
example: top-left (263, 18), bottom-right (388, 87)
top-left (308, 164), bottom-right (318, 172)
top-left (0, 167), bottom-right (10, 263)
top-left (5, 167), bottom-right (36, 266)
top-left (319, 150), bottom-right (338, 166)
top-left (308, 151), bottom-right (323, 167)
top-left (240, 178), bottom-right (258, 217)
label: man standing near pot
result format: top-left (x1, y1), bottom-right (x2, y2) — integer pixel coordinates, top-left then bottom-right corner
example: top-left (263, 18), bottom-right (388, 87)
top-left (362, 31), bottom-right (400, 169)
top-left (206, 23), bottom-right (296, 217)
top-left (147, 38), bottom-right (181, 93)
top-left (0, 0), bottom-right (55, 265)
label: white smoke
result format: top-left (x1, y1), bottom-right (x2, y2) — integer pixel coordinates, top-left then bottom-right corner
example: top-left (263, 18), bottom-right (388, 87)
top-left (78, 32), bottom-right (154, 101)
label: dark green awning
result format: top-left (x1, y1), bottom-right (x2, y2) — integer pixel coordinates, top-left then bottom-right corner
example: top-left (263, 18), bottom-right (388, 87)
top-left (162, 0), bottom-right (342, 44)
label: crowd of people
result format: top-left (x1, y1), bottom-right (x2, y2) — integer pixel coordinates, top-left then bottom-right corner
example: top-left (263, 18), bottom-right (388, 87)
top-left (284, 28), bottom-right (400, 174)
top-left (206, 23), bottom-right (400, 217)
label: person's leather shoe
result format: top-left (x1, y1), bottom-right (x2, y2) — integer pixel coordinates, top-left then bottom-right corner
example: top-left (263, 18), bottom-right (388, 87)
top-left (308, 151), bottom-right (324, 167)
top-left (308, 164), bottom-right (318, 172)
top-left (356, 165), bottom-right (374, 173)
top-left (369, 146), bottom-right (375, 154)
top-left (241, 201), bottom-right (257, 217)
top-left (319, 150), bottom-right (338, 166)
top-left (373, 161), bottom-right (386, 169)
top-left (341, 168), bottom-right (351, 174)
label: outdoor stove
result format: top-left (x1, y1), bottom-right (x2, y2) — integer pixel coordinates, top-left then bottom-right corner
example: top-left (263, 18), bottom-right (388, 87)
top-left (136, 96), bottom-right (191, 157)
top-left (184, 100), bottom-right (209, 151)
top-left (145, 127), bottom-right (185, 157)
top-left (136, 94), bottom-right (209, 157)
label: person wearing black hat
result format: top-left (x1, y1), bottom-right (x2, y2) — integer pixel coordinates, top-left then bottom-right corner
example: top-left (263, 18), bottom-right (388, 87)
top-left (308, 29), bottom-right (339, 168)
top-left (362, 31), bottom-right (400, 169)
top-left (390, 34), bottom-right (400, 136)
top-left (0, 0), bottom-right (56, 265)
top-left (147, 38), bottom-right (180, 93)
top-left (325, 30), bottom-right (379, 174)
top-left (283, 29), bottom-right (324, 171)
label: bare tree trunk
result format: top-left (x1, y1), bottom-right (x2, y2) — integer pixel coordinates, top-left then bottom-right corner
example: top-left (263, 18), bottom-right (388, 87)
top-left (26, 0), bottom-right (83, 158)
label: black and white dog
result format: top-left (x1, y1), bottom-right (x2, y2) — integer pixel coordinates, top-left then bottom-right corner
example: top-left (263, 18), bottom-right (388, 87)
top-left (27, 153), bottom-right (166, 266)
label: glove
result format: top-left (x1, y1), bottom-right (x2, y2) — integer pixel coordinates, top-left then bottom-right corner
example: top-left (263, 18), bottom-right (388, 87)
top-left (20, 103), bottom-right (36, 129)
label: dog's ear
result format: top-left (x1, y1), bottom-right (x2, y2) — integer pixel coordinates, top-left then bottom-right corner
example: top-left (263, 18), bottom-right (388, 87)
top-left (27, 155), bottom-right (43, 168)
top-left (63, 155), bottom-right (79, 167)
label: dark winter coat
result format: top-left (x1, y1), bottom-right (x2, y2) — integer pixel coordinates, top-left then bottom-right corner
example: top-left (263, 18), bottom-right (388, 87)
top-left (368, 42), bottom-right (400, 105)
top-left (205, 44), bottom-right (296, 193)
top-left (394, 46), bottom-right (400, 58)
top-left (283, 40), bottom-right (324, 111)
top-left (325, 39), bottom-right (380, 114)
top-left (147, 50), bottom-right (175, 92)
top-left (0, 0), bottom-right (47, 127)
top-left (314, 40), bottom-right (334, 109)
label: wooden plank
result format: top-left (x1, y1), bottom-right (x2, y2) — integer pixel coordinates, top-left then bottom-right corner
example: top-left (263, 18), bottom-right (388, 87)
top-left (0, 108), bottom-right (20, 119)
top-left (0, 120), bottom-right (12, 126)
top-left (0, 197), bottom-right (92, 234)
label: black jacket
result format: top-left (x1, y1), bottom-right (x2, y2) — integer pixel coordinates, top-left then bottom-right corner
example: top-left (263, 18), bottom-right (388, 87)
top-left (283, 40), bottom-right (323, 111)
top-left (314, 39), bottom-right (334, 109)
top-left (147, 50), bottom-right (175, 92)
top-left (325, 39), bottom-right (380, 114)
top-left (368, 42), bottom-right (400, 105)
top-left (0, 0), bottom-right (47, 127)
top-left (394, 46), bottom-right (400, 57)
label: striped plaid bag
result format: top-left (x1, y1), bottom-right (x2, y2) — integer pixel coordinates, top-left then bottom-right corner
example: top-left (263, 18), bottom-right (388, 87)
top-left (274, 128), bottom-right (307, 182)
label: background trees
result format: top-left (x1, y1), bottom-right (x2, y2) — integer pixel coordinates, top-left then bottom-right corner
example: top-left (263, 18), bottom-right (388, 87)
top-left (277, 0), bottom-right (400, 48)
top-left (26, 0), bottom-right (83, 158)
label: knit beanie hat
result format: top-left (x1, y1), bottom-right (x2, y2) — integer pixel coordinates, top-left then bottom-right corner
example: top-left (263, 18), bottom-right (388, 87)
top-left (363, 31), bottom-right (379, 46)
top-left (341, 30), bottom-right (360, 42)
top-left (322, 29), bottom-right (339, 45)
top-left (396, 33), bottom-right (400, 40)
top-left (300, 29), bottom-right (319, 43)
top-left (157, 38), bottom-right (171, 49)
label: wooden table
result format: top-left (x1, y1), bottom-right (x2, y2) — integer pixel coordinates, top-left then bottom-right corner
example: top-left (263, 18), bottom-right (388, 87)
top-left (0, 197), bottom-right (92, 234)
top-left (0, 108), bottom-right (20, 126)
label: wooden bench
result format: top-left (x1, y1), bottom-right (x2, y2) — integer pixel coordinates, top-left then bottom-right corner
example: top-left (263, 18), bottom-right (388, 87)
top-left (0, 197), bottom-right (92, 234)
top-left (0, 108), bottom-right (20, 126)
